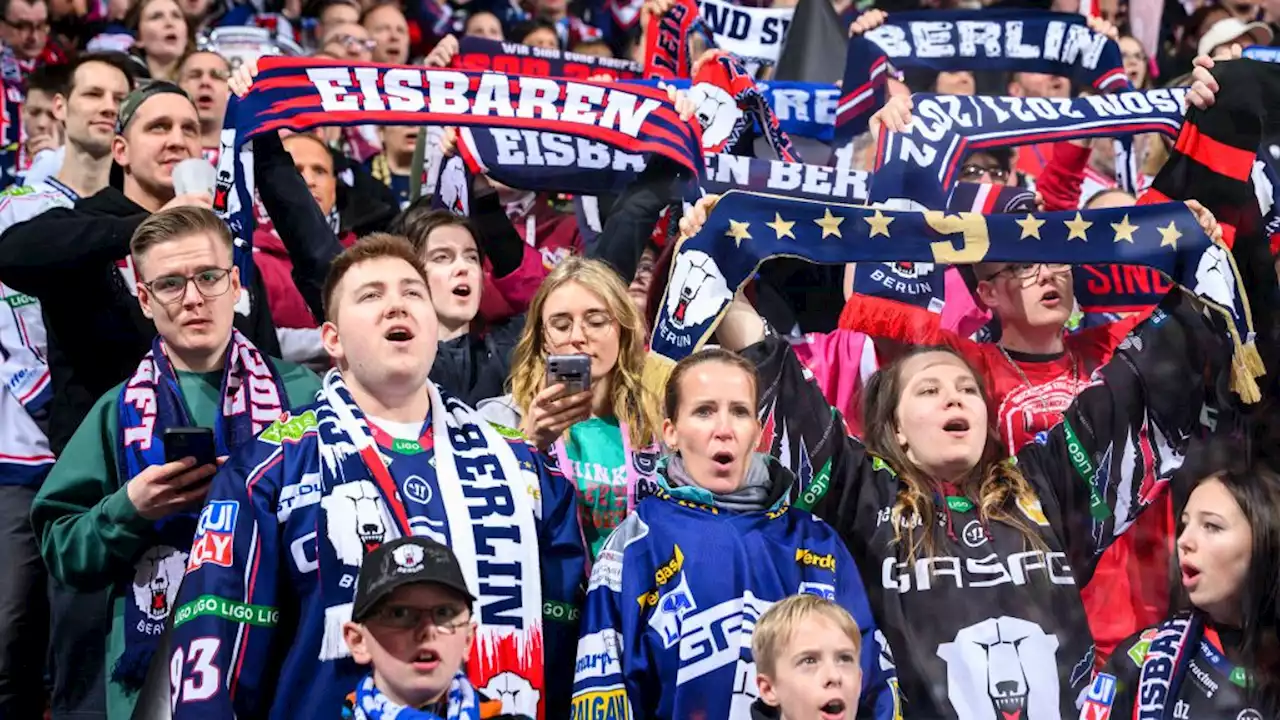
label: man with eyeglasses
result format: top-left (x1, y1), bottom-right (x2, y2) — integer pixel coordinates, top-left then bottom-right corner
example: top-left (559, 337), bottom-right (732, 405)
top-left (30, 206), bottom-right (320, 720)
top-left (0, 0), bottom-right (65, 189)
top-left (957, 148), bottom-right (1015, 188)
top-left (341, 537), bottom-right (530, 719)
top-left (0, 0), bottom-right (49, 63)
top-left (322, 21), bottom-right (376, 61)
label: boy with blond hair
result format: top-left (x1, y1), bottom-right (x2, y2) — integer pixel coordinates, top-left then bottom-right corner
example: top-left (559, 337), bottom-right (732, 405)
top-left (753, 594), bottom-right (897, 720)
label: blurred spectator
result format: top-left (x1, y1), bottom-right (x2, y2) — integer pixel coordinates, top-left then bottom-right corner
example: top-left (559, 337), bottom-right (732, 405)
top-left (361, 0), bottom-right (408, 63)
top-left (958, 148), bottom-right (1015, 187)
top-left (21, 62), bottom-right (66, 173)
top-left (176, 50), bottom-right (229, 161)
top-left (126, 0), bottom-right (190, 82)
top-left (1, 0), bottom-right (51, 63)
top-left (1198, 16), bottom-right (1273, 58)
top-left (933, 69), bottom-right (974, 95)
top-left (321, 20), bottom-right (374, 60)
top-left (463, 8), bottom-right (503, 40)
top-left (512, 17), bottom-right (560, 49)
top-left (571, 38), bottom-right (612, 57)
top-left (1119, 34), bottom-right (1151, 88)
top-left (177, 0), bottom-right (214, 31)
top-left (367, 125), bottom-right (417, 209)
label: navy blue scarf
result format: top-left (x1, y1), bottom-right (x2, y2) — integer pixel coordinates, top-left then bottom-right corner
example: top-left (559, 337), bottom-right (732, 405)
top-left (456, 126), bottom-right (867, 203)
top-left (646, 193), bottom-right (1261, 401)
top-left (456, 35), bottom-right (643, 80)
top-left (870, 89), bottom-right (1189, 209)
top-left (112, 330), bottom-right (286, 689)
top-left (835, 9), bottom-right (1131, 143)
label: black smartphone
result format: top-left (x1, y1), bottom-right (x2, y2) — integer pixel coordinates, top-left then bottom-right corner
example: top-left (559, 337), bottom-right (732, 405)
top-left (545, 354), bottom-right (592, 396)
top-left (163, 427), bottom-right (217, 467)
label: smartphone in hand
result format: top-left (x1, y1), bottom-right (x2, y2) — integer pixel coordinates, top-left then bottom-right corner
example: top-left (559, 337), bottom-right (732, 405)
top-left (545, 354), bottom-right (592, 396)
top-left (163, 427), bottom-right (217, 467)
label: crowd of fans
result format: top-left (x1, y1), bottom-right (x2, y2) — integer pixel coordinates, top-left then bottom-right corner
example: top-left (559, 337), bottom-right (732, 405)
top-left (0, 0), bottom-right (1277, 718)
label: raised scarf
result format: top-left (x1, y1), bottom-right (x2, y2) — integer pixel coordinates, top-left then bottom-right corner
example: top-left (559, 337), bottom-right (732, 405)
top-left (835, 9), bottom-right (1132, 143)
top-left (113, 330), bottom-right (286, 689)
top-left (870, 88), bottom-right (1188, 209)
top-left (456, 129), bottom-right (861, 204)
top-left (687, 50), bottom-right (799, 161)
top-left (694, 0), bottom-right (794, 71)
top-left (214, 56), bottom-right (704, 276)
top-left (455, 35), bottom-right (643, 81)
top-left (316, 371), bottom-right (544, 718)
top-left (644, 192), bottom-right (1263, 402)
top-left (347, 673), bottom-right (483, 720)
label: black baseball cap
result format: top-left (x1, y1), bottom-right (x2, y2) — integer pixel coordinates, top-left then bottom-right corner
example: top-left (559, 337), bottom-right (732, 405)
top-left (351, 537), bottom-right (477, 622)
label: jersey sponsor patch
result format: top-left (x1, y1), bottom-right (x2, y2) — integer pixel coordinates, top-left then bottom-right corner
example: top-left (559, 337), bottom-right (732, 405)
top-left (795, 547), bottom-right (836, 570)
top-left (172, 594), bottom-right (280, 628)
top-left (1127, 627), bottom-right (1158, 666)
top-left (589, 549), bottom-right (623, 593)
top-left (1086, 672), bottom-right (1117, 706)
top-left (571, 686), bottom-right (628, 720)
top-left (259, 409), bottom-right (319, 444)
top-left (574, 629), bottom-right (622, 682)
top-left (188, 501), bottom-right (239, 570)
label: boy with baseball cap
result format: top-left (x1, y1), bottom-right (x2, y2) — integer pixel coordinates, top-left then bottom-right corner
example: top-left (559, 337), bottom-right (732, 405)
top-left (342, 537), bottom-right (527, 720)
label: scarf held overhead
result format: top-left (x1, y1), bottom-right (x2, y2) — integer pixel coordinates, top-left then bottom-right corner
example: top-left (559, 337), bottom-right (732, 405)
top-left (114, 330), bottom-right (286, 689)
top-left (213, 56), bottom-right (705, 252)
top-left (871, 89), bottom-right (1189, 209)
top-left (836, 9), bottom-right (1132, 143)
top-left (315, 371), bottom-right (544, 718)
top-left (646, 192), bottom-right (1262, 402)
top-left (455, 35), bottom-right (644, 80)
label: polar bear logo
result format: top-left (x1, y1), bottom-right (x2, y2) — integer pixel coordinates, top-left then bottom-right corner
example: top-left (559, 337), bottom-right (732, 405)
top-left (481, 672), bottom-right (541, 716)
top-left (439, 155), bottom-right (469, 217)
top-left (1194, 244), bottom-right (1237, 317)
top-left (665, 250), bottom-right (731, 330)
top-left (937, 616), bottom-right (1061, 720)
top-left (132, 546), bottom-right (188, 621)
top-left (884, 261), bottom-right (935, 280)
top-left (687, 82), bottom-right (741, 151)
top-left (321, 480), bottom-right (402, 567)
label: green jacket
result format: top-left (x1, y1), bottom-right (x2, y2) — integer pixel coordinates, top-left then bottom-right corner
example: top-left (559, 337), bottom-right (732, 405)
top-left (31, 360), bottom-right (322, 720)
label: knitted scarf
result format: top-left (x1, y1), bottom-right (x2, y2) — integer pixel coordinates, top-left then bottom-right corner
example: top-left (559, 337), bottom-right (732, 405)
top-left (455, 35), bottom-right (643, 81)
top-left (315, 371), bottom-right (544, 718)
top-left (835, 9), bottom-right (1132, 144)
top-left (214, 56), bottom-right (704, 282)
top-left (644, 192), bottom-right (1262, 401)
top-left (870, 89), bottom-right (1188, 209)
top-left (113, 330), bottom-right (286, 689)
top-left (346, 673), bottom-right (483, 720)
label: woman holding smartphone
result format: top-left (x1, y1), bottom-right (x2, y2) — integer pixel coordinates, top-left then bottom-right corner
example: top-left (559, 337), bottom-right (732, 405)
top-left (479, 257), bottom-right (663, 559)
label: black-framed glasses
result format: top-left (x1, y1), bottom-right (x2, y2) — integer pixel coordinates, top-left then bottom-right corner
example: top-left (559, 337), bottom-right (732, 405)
top-left (959, 163), bottom-right (1009, 183)
top-left (143, 268), bottom-right (233, 304)
top-left (983, 262), bottom-right (1071, 286)
top-left (369, 603), bottom-right (470, 634)
top-left (1, 18), bottom-right (49, 34)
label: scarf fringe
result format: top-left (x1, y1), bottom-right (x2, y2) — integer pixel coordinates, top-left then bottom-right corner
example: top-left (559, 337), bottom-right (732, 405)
top-left (320, 603), bottom-right (354, 662)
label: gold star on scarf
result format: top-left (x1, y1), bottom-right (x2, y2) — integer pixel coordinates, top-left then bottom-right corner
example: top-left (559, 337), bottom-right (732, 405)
top-left (1016, 214), bottom-right (1045, 240)
top-left (1111, 214), bottom-right (1138, 243)
top-left (814, 208), bottom-right (844, 239)
top-left (864, 209), bottom-right (893, 238)
top-left (766, 213), bottom-right (796, 240)
top-left (727, 220), bottom-right (752, 247)
top-left (1064, 212), bottom-right (1092, 241)
top-left (1158, 221), bottom-right (1182, 249)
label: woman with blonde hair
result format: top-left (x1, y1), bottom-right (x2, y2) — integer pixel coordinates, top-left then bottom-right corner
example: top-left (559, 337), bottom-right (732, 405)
top-left (479, 256), bottom-right (662, 558)
top-left (680, 193), bottom-right (1237, 719)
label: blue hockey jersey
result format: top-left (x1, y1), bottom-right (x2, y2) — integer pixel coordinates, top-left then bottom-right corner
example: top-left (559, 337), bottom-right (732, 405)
top-left (168, 397), bottom-right (586, 720)
top-left (571, 457), bottom-right (900, 720)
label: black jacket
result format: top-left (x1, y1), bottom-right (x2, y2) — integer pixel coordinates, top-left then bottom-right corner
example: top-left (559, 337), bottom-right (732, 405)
top-left (744, 290), bottom-right (1231, 719)
top-left (0, 188), bottom-right (279, 453)
top-left (429, 316), bottom-right (525, 408)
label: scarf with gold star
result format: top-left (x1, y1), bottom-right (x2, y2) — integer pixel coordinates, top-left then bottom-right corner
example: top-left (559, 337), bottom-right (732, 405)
top-left (646, 192), bottom-right (1263, 402)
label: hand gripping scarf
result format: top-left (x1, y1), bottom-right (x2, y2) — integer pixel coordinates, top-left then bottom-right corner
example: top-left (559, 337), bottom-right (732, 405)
top-left (114, 330), bottom-right (286, 689)
top-left (835, 9), bottom-right (1132, 144)
top-left (315, 371), bottom-right (544, 718)
top-left (685, 50), bottom-right (800, 161)
top-left (644, 192), bottom-right (1264, 403)
top-left (213, 56), bottom-right (705, 256)
top-left (870, 88), bottom-right (1190, 209)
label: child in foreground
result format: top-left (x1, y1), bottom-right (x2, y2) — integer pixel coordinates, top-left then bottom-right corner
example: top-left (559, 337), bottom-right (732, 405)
top-left (341, 537), bottom-right (529, 720)
top-left (752, 594), bottom-right (877, 720)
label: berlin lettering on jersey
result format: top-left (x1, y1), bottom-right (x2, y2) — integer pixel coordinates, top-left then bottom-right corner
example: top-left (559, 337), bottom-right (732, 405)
top-left (456, 36), bottom-right (644, 80)
top-left (836, 9), bottom-right (1131, 144)
top-left (646, 192), bottom-right (1253, 385)
top-left (457, 126), bottom-right (868, 203)
top-left (871, 88), bottom-right (1189, 209)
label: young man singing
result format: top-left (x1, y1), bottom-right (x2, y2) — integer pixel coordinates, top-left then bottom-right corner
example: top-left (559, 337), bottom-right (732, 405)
top-left (168, 234), bottom-right (585, 720)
